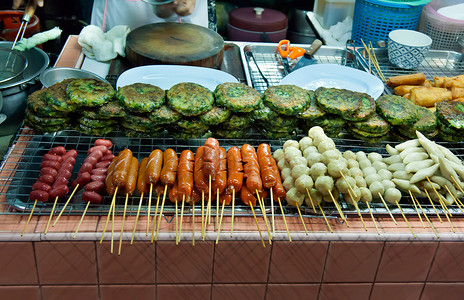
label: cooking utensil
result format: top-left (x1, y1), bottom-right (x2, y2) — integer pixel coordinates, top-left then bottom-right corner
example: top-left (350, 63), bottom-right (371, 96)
top-left (278, 39), bottom-right (307, 75)
top-left (0, 48), bottom-right (28, 84)
top-left (6, 0), bottom-right (37, 63)
top-left (244, 46), bottom-right (269, 87)
top-left (126, 22), bottom-right (224, 69)
top-left (292, 39), bottom-right (323, 71)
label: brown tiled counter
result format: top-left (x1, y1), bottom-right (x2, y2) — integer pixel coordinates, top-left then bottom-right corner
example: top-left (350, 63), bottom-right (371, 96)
top-left (1, 36), bottom-right (464, 300)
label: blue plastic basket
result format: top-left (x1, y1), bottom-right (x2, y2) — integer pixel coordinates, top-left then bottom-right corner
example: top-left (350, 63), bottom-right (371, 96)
top-left (351, 0), bottom-right (431, 46)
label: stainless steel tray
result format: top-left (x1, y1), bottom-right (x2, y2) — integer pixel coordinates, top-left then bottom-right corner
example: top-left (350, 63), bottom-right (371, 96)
top-left (240, 43), bottom-right (358, 93)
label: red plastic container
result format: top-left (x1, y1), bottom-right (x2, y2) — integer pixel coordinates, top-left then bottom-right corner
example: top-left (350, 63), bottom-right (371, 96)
top-left (228, 7), bottom-right (288, 43)
top-left (0, 11), bottom-right (40, 42)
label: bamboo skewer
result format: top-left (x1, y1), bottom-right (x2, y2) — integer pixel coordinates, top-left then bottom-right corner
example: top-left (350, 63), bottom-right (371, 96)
top-left (150, 193), bottom-right (161, 242)
top-left (52, 185), bottom-right (79, 227)
top-left (249, 203), bottom-right (265, 248)
top-left (365, 202), bottom-right (380, 235)
top-left (44, 196), bottom-right (59, 235)
top-left (408, 190), bottom-right (425, 229)
top-left (444, 185), bottom-right (464, 214)
top-left (318, 203), bottom-right (333, 233)
top-left (378, 193), bottom-right (397, 225)
top-left (424, 189), bottom-right (443, 223)
top-left (154, 188), bottom-right (167, 242)
top-left (201, 190), bottom-right (205, 240)
top-left (178, 195), bottom-right (186, 244)
top-left (352, 199), bottom-right (368, 232)
top-left (230, 189), bottom-right (235, 237)
top-left (277, 197), bottom-right (292, 242)
top-left (118, 193), bottom-right (129, 255)
top-left (256, 190), bottom-right (272, 244)
top-left (216, 200), bottom-right (226, 244)
top-left (100, 187), bottom-right (118, 244)
top-left (427, 177), bottom-right (453, 218)
top-left (192, 201), bottom-right (195, 246)
top-left (21, 200), bottom-right (38, 237)
top-left (395, 201), bottom-right (416, 239)
top-left (216, 189), bottom-right (219, 229)
top-left (175, 200), bottom-right (179, 244)
top-left (305, 188), bottom-right (317, 214)
top-left (438, 197), bottom-right (455, 233)
top-left (270, 188), bottom-right (275, 238)
top-left (208, 175), bottom-right (212, 225)
top-left (146, 184), bottom-right (154, 236)
top-left (73, 201), bottom-right (90, 239)
top-left (110, 193), bottom-right (116, 254)
top-left (412, 193), bottom-right (439, 239)
top-left (131, 192), bottom-right (143, 245)
top-left (328, 189), bottom-right (349, 227)
top-left (295, 203), bottom-right (308, 235)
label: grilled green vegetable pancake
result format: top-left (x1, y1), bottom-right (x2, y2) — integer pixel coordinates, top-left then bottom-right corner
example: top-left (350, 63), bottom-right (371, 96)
top-left (44, 79), bottom-right (74, 113)
top-left (149, 105), bottom-right (182, 124)
top-left (252, 104), bottom-right (278, 122)
top-left (397, 106), bottom-right (437, 138)
top-left (212, 127), bottom-right (249, 139)
top-left (126, 113), bottom-right (154, 128)
top-left (25, 110), bottom-right (70, 126)
top-left (97, 101), bottom-right (126, 118)
top-left (436, 100), bottom-right (464, 130)
top-left (266, 115), bottom-right (298, 128)
top-left (221, 113), bottom-right (252, 128)
top-left (116, 83), bottom-right (165, 113)
top-left (348, 126), bottom-right (389, 138)
top-left (177, 118), bottom-right (209, 132)
top-left (376, 95), bottom-right (420, 126)
top-left (214, 82), bottom-right (261, 113)
top-left (74, 123), bottom-right (115, 136)
top-left (199, 106), bottom-right (231, 125)
top-left (350, 112), bottom-right (390, 134)
top-left (167, 82), bottom-right (214, 116)
top-left (66, 78), bottom-right (115, 107)
top-left (263, 85), bottom-right (309, 116)
top-left (78, 117), bottom-right (116, 128)
top-left (298, 90), bottom-right (326, 120)
top-left (27, 89), bottom-right (62, 117)
top-left (316, 87), bottom-right (368, 120)
top-left (344, 92), bottom-right (375, 121)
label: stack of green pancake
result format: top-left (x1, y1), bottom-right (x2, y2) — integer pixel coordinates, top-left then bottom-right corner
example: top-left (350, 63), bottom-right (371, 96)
top-left (25, 79), bottom-right (73, 133)
top-left (255, 84), bottom-right (309, 139)
top-left (69, 78), bottom-right (118, 135)
top-left (116, 82), bottom-right (166, 137)
top-left (436, 100), bottom-right (464, 141)
top-left (210, 82), bottom-right (261, 138)
top-left (376, 94), bottom-right (438, 140)
top-left (314, 87), bottom-right (381, 138)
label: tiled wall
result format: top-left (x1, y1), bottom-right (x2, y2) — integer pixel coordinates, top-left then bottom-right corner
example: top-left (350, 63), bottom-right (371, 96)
top-left (1, 240), bottom-right (464, 300)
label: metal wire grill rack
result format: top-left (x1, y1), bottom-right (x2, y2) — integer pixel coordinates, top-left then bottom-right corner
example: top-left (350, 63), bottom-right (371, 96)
top-left (355, 48), bottom-right (464, 93)
top-left (240, 43), bottom-right (357, 93)
top-left (2, 127), bottom-right (464, 220)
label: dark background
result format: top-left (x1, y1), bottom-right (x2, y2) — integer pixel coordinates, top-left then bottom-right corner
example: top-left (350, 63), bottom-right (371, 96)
top-left (0, 0), bottom-right (314, 64)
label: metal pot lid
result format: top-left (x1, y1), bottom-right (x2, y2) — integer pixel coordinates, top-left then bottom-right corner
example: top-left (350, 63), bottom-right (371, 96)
top-left (0, 49), bottom-right (28, 84)
top-left (0, 41), bottom-right (49, 90)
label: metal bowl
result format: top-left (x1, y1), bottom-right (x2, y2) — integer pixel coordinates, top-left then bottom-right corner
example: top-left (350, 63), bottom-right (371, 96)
top-left (39, 67), bottom-right (110, 88)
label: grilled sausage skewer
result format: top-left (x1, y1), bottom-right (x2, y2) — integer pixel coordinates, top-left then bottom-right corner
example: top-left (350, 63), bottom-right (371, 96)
top-left (118, 156), bottom-right (138, 255)
top-left (154, 149), bottom-right (178, 241)
top-left (226, 146), bottom-right (243, 237)
top-left (146, 149), bottom-right (163, 237)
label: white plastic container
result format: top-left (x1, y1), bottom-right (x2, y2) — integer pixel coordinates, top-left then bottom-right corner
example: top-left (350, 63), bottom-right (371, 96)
top-left (313, 0), bottom-right (355, 29)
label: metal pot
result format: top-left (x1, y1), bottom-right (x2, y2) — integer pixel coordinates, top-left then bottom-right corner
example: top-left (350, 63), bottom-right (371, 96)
top-left (0, 41), bottom-right (49, 136)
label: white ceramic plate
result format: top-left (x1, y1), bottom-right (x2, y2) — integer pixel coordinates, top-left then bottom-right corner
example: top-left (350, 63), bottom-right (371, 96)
top-left (116, 65), bottom-right (238, 91)
top-left (279, 64), bottom-right (384, 99)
